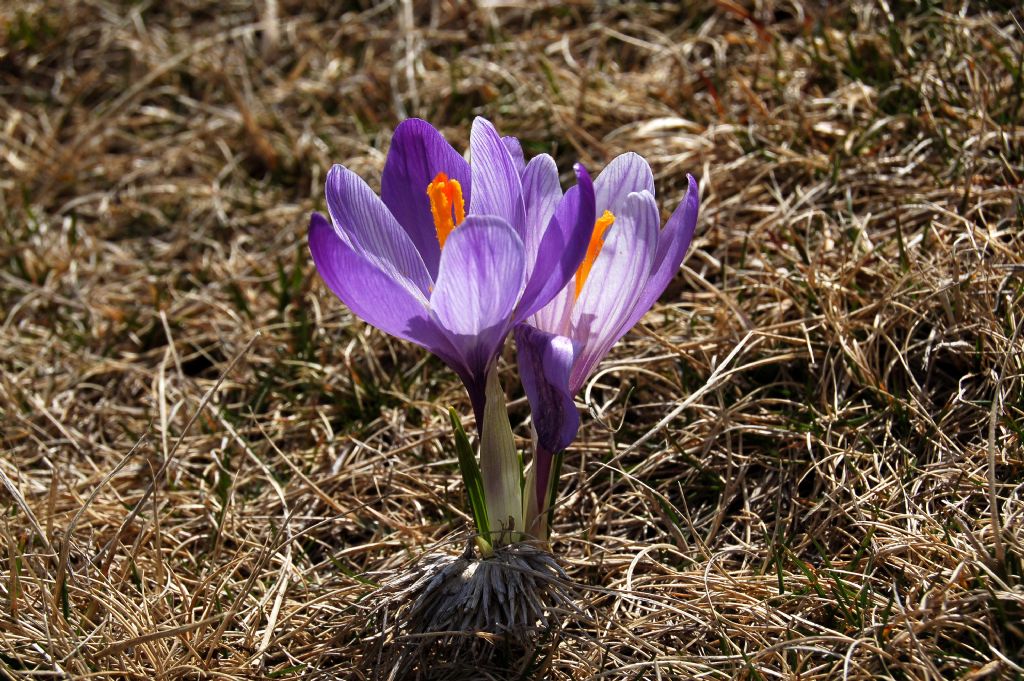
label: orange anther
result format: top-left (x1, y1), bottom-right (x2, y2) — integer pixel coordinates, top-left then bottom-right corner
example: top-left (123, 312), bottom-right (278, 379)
top-left (575, 210), bottom-right (615, 299)
top-left (426, 172), bottom-right (466, 248)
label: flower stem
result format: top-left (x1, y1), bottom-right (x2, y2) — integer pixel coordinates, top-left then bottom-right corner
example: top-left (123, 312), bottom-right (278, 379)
top-left (479, 365), bottom-right (524, 546)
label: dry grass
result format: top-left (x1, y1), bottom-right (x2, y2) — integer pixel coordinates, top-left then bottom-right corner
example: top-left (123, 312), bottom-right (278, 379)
top-left (2, 1), bottom-right (1023, 679)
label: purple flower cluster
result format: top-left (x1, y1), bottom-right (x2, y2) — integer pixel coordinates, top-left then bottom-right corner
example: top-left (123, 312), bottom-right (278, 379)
top-left (310, 118), bottom-right (595, 423)
top-left (310, 117), bottom-right (699, 533)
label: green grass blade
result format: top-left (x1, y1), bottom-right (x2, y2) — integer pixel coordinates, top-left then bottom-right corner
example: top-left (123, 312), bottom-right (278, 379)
top-left (449, 408), bottom-right (491, 545)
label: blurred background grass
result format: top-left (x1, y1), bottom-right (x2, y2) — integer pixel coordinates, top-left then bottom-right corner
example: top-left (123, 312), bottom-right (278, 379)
top-left (1, 1), bottom-right (1022, 679)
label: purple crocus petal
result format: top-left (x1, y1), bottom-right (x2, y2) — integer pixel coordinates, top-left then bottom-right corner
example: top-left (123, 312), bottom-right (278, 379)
top-left (516, 326), bottom-right (580, 452)
top-left (430, 214), bottom-right (526, 417)
top-left (620, 174), bottom-right (700, 332)
top-left (516, 163), bottom-right (596, 321)
top-left (520, 153), bottom-right (562, 279)
top-left (326, 164), bottom-right (433, 298)
top-left (380, 119), bottom-right (472, 278)
top-left (516, 325), bottom-right (581, 509)
top-left (530, 277), bottom-right (574, 337)
top-left (309, 212), bottom-right (442, 349)
top-left (502, 135), bottom-right (526, 176)
top-left (469, 117), bottom-right (525, 238)
top-left (568, 190), bottom-right (659, 392)
top-left (594, 152), bottom-right (655, 216)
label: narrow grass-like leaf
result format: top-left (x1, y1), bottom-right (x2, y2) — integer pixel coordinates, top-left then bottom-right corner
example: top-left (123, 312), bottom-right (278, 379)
top-left (449, 408), bottom-right (491, 550)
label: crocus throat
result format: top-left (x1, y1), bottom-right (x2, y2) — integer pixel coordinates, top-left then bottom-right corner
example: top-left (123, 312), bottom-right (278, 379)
top-left (426, 172), bottom-right (466, 248)
top-left (574, 210), bottom-right (615, 299)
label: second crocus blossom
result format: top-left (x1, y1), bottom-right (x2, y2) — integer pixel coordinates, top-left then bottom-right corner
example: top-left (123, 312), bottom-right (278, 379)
top-left (517, 153), bottom-right (700, 530)
top-left (309, 117), bottom-right (596, 423)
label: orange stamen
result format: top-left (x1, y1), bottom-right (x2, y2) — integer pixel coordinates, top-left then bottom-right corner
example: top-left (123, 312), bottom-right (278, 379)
top-left (575, 210), bottom-right (615, 300)
top-left (426, 172), bottom-right (466, 248)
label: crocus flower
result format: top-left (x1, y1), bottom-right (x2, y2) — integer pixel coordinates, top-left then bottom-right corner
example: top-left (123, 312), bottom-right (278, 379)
top-left (309, 117), bottom-right (596, 424)
top-left (516, 153), bottom-right (700, 522)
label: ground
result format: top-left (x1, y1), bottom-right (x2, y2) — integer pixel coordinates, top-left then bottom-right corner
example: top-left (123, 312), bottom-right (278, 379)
top-left (1, 1), bottom-right (1022, 679)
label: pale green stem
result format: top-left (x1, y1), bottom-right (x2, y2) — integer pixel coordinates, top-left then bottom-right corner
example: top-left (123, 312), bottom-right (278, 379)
top-left (522, 426), bottom-right (546, 541)
top-left (523, 463), bottom-right (540, 539)
top-left (480, 365), bottom-right (523, 545)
